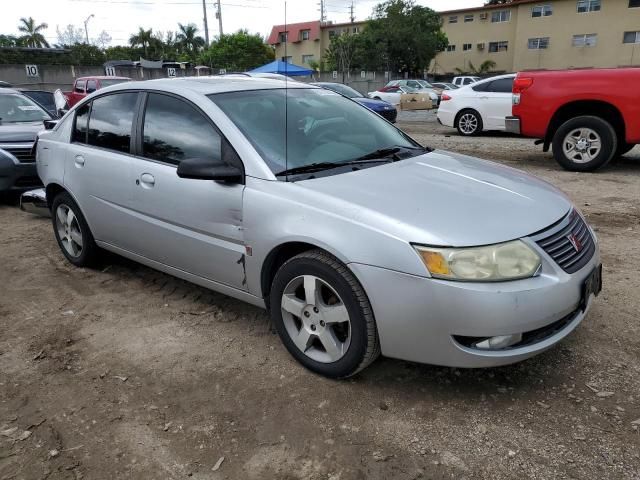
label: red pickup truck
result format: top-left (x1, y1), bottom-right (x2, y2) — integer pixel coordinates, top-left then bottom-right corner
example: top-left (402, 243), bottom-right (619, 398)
top-left (64, 76), bottom-right (131, 107)
top-left (507, 68), bottom-right (640, 171)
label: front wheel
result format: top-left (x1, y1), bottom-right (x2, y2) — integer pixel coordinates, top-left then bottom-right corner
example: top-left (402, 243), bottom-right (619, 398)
top-left (269, 250), bottom-right (380, 378)
top-left (552, 116), bottom-right (617, 172)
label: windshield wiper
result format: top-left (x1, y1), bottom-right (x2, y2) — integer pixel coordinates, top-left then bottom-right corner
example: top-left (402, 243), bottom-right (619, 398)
top-left (275, 159), bottom-right (390, 177)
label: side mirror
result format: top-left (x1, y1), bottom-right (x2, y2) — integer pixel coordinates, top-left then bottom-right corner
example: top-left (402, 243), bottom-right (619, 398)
top-left (176, 158), bottom-right (243, 183)
top-left (43, 119), bottom-right (59, 130)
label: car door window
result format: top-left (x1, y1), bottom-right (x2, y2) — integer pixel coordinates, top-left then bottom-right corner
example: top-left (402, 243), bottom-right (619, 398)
top-left (72, 103), bottom-right (90, 144)
top-left (142, 93), bottom-right (223, 166)
top-left (485, 78), bottom-right (514, 93)
top-left (86, 80), bottom-right (97, 93)
top-left (87, 92), bottom-right (138, 153)
top-left (74, 80), bottom-right (86, 93)
top-left (472, 82), bottom-right (489, 92)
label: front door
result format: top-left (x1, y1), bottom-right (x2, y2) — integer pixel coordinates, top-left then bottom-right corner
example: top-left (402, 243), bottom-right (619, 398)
top-left (128, 92), bottom-right (246, 290)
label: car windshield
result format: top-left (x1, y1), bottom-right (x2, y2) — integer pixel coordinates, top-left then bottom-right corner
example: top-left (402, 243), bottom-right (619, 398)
top-left (416, 80), bottom-right (434, 88)
top-left (209, 88), bottom-right (421, 178)
top-left (321, 83), bottom-right (362, 98)
top-left (100, 79), bottom-right (130, 88)
top-left (0, 93), bottom-right (51, 123)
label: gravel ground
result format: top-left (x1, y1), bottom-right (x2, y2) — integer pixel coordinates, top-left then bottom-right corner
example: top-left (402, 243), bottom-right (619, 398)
top-left (1, 115), bottom-right (639, 480)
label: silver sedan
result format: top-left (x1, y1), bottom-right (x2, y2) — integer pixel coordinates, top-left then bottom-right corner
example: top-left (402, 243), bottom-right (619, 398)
top-left (36, 78), bottom-right (602, 378)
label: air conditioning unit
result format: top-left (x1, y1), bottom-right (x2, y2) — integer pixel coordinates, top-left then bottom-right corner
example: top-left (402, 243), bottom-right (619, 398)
top-left (477, 43), bottom-right (486, 50)
top-left (479, 13), bottom-right (488, 20)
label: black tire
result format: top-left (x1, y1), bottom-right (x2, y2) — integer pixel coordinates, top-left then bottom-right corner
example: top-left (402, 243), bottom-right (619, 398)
top-left (616, 142), bottom-right (635, 158)
top-left (552, 116), bottom-right (617, 172)
top-left (51, 191), bottom-right (100, 267)
top-left (456, 109), bottom-right (482, 136)
top-left (269, 249), bottom-right (380, 378)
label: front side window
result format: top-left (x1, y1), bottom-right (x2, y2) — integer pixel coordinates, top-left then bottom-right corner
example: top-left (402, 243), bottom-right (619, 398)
top-left (577, 0), bottom-right (600, 12)
top-left (573, 33), bottom-right (597, 46)
top-left (491, 10), bottom-right (511, 22)
top-left (86, 80), bottom-right (97, 93)
top-left (532, 4), bottom-right (553, 17)
top-left (0, 93), bottom-right (50, 124)
top-left (74, 80), bottom-right (86, 93)
top-left (87, 92), bottom-right (138, 153)
top-left (528, 37), bottom-right (550, 49)
top-left (142, 93), bottom-right (222, 166)
top-left (489, 41), bottom-right (509, 52)
top-left (72, 103), bottom-right (90, 143)
top-left (209, 88), bottom-right (419, 178)
top-left (623, 31), bottom-right (640, 43)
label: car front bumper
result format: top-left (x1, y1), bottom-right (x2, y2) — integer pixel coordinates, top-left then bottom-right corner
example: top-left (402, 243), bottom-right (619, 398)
top-left (349, 244), bottom-right (600, 368)
top-left (0, 156), bottom-right (40, 192)
top-left (505, 116), bottom-right (521, 134)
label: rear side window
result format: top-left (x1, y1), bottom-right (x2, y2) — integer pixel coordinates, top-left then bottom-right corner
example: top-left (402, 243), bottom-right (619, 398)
top-left (485, 78), bottom-right (514, 93)
top-left (87, 92), bottom-right (138, 154)
top-left (472, 81), bottom-right (489, 92)
top-left (72, 103), bottom-right (90, 143)
top-left (142, 93), bottom-right (222, 166)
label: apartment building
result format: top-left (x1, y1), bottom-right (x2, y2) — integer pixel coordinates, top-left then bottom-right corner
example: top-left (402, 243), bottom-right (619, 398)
top-left (434, 0), bottom-right (640, 75)
top-left (267, 20), bottom-right (367, 67)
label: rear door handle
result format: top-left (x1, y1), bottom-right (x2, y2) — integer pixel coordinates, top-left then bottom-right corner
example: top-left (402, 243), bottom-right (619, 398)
top-left (74, 155), bottom-right (85, 167)
top-left (139, 173), bottom-right (155, 188)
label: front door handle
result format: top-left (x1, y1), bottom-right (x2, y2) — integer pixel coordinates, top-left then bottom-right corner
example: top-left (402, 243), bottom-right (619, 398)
top-left (74, 155), bottom-right (85, 167)
top-left (139, 173), bottom-right (155, 188)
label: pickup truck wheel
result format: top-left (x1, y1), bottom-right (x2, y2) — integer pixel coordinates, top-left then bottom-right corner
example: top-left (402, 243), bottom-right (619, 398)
top-left (552, 116), bottom-right (617, 172)
top-left (269, 250), bottom-right (380, 379)
top-left (456, 109), bottom-right (482, 136)
top-left (51, 192), bottom-right (100, 267)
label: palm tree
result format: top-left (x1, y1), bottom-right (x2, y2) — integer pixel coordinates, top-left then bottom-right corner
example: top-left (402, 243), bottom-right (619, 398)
top-left (129, 27), bottom-right (154, 57)
top-left (0, 34), bottom-right (18, 47)
top-left (454, 60), bottom-right (497, 75)
top-left (17, 17), bottom-right (49, 48)
top-left (176, 23), bottom-right (205, 57)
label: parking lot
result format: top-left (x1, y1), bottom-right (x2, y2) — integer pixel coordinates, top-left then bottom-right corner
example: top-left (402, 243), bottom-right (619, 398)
top-left (1, 115), bottom-right (639, 480)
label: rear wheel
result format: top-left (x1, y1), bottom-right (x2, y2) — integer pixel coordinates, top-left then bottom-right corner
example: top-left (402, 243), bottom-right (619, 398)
top-left (456, 109), bottom-right (482, 136)
top-left (552, 116), bottom-right (617, 172)
top-left (269, 250), bottom-right (380, 378)
top-left (51, 192), bottom-right (100, 267)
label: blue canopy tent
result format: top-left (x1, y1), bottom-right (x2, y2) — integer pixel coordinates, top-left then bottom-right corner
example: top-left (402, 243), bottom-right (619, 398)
top-left (249, 60), bottom-right (313, 77)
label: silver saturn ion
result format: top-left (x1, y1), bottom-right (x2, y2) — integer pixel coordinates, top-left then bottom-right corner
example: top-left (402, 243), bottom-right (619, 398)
top-left (36, 78), bottom-right (602, 378)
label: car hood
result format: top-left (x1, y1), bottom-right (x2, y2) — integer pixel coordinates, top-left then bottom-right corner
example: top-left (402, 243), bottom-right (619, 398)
top-left (354, 97), bottom-right (394, 110)
top-left (298, 151), bottom-right (572, 247)
top-left (0, 122), bottom-right (43, 142)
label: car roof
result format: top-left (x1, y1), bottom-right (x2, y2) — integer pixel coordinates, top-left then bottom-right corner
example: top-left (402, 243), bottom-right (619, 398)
top-left (0, 87), bottom-right (21, 95)
top-left (78, 76), bottom-right (131, 80)
top-left (101, 76), bottom-right (316, 96)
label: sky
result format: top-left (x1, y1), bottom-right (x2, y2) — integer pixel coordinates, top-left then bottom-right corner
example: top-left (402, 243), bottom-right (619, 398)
top-left (1, 0), bottom-right (485, 46)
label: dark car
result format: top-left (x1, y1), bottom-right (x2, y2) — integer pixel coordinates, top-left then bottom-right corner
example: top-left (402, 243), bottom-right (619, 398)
top-left (20, 90), bottom-right (58, 118)
top-left (311, 82), bottom-right (398, 123)
top-left (0, 88), bottom-right (51, 192)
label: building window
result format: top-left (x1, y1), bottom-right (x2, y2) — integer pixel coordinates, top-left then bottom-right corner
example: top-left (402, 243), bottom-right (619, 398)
top-left (446, 44), bottom-right (456, 52)
top-left (279, 32), bottom-right (288, 43)
top-left (464, 14), bottom-right (474, 22)
top-left (488, 41), bottom-right (509, 52)
top-left (301, 54), bottom-right (314, 64)
top-left (528, 37), bottom-right (550, 49)
top-left (572, 33), bottom-right (597, 46)
top-left (531, 4), bottom-right (553, 17)
top-left (328, 30), bottom-right (336, 38)
top-left (577, 0), bottom-right (601, 12)
top-left (623, 31), bottom-right (640, 43)
top-left (491, 10), bottom-right (511, 22)
top-left (629, 0), bottom-right (640, 7)
top-left (449, 16), bottom-right (458, 23)
top-left (282, 56), bottom-right (292, 63)
top-left (353, 26), bottom-right (359, 33)
top-left (301, 30), bottom-right (310, 41)
top-left (463, 43), bottom-right (472, 51)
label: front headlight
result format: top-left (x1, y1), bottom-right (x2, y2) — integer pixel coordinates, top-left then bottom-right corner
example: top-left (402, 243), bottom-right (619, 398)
top-left (414, 240), bottom-right (541, 282)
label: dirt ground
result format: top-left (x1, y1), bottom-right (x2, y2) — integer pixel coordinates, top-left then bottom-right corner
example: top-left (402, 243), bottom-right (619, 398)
top-left (1, 115), bottom-right (639, 480)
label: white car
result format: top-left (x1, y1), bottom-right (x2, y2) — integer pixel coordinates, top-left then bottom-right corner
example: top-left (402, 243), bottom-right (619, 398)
top-left (437, 74), bottom-right (515, 136)
top-left (368, 84), bottom-right (438, 107)
top-left (452, 76), bottom-right (481, 87)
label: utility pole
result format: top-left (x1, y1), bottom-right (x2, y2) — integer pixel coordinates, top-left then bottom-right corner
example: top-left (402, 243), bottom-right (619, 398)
top-left (202, 0), bottom-right (210, 46)
top-left (83, 14), bottom-right (94, 44)
top-left (216, 0), bottom-right (223, 36)
top-left (319, 0), bottom-right (325, 24)
top-left (349, 1), bottom-right (355, 23)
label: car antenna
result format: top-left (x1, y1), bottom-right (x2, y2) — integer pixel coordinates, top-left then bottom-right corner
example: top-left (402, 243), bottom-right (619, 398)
top-left (284, 1), bottom-right (289, 181)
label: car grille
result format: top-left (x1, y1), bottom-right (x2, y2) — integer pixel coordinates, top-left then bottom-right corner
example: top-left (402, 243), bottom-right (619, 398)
top-left (532, 210), bottom-right (595, 274)
top-left (380, 109), bottom-right (397, 122)
top-left (1, 145), bottom-right (36, 163)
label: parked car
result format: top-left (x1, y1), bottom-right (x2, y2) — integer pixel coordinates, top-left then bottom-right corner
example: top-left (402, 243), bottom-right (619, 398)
top-left (368, 84), bottom-right (438, 108)
top-left (431, 82), bottom-right (459, 91)
top-left (38, 77), bottom-right (601, 378)
top-left (20, 90), bottom-right (58, 118)
top-left (508, 68), bottom-right (640, 171)
top-left (437, 74), bottom-right (516, 136)
top-left (0, 81), bottom-right (12, 88)
top-left (64, 76), bottom-right (131, 107)
top-left (0, 87), bottom-right (52, 192)
top-left (452, 76), bottom-right (481, 87)
top-left (311, 82), bottom-right (397, 123)
top-left (385, 79), bottom-right (442, 101)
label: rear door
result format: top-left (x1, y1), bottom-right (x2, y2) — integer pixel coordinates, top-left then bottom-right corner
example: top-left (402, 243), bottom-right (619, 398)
top-left (128, 92), bottom-right (246, 289)
top-left (63, 92), bottom-right (139, 249)
top-left (474, 77), bottom-right (514, 130)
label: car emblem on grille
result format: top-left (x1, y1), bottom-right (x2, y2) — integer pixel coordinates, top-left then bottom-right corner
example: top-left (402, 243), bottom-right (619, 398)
top-left (567, 233), bottom-right (583, 253)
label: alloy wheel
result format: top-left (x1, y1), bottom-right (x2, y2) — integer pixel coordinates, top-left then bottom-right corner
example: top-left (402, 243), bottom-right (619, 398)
top-left (55, 204), bottom-right (83, 258)
top-left (562, 128), bottom-right (602, 164)
top-left (280, 275), bottom-right (351, 363)
top-left (458, 113), bottom-right (478, 134)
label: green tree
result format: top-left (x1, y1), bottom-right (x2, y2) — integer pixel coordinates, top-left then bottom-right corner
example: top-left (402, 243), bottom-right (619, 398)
top-left (199, 30), bottom-right (275, 71)
top-left (324, 33), bottom-right (361, 81)
top-left (0, 35), bottom-right (18, 47)
top-left (355, 0), bottom-right (447, 75)
top-left (129, 28), bottom-right (154, 57)
top-left (18, 17), bottom-right (50, 48)
top-left (176, 23), bottom-right (205, 61)
top-left (454, 60), bottom-right (497, 75)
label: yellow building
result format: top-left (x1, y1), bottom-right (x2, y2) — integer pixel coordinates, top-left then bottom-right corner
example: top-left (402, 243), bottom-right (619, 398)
top-left (434, 0), bottom-right (640, 75)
